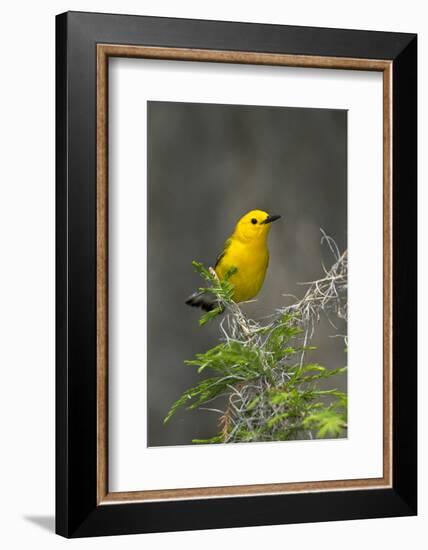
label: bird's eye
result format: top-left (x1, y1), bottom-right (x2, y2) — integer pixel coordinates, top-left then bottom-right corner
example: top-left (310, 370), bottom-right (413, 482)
top-left (251, 218), bottom-right (257, 225)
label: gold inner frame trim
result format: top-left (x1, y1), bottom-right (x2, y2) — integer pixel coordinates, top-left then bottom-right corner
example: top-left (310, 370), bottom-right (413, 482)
top-left (96, 44), bottom-right (393, 505)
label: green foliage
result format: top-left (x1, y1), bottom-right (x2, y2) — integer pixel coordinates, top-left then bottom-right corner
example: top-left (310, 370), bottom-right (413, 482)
top-left (199, 307), bottom-right (223, 327)
top-left (304, 407), bottom-right (347, 438)
top-left (191, 261), bottom-right (237, 325)
top-left (165, 260), bottom-right (348, 443)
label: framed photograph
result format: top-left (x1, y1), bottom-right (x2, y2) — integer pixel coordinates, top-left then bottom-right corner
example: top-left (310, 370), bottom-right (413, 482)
top-left (56, 11), bottom-right (417, 537)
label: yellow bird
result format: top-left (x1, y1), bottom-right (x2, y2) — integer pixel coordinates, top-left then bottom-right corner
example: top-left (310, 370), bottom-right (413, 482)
top-left (186, 210), bottom-right (281, 311)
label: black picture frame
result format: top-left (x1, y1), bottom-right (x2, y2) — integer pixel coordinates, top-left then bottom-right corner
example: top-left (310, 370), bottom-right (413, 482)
top-left (56, 11), bottom-right (417, 538)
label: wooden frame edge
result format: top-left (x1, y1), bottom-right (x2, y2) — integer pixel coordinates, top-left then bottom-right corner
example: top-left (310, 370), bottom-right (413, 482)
top-left (97, 45), bottom-right (109, 503)
top-left (383, 62), bottom-right (393, 488)
top-left (96, 44), bottom-right (393, 504)
top-left (98, 44), bottom-right (391, 71)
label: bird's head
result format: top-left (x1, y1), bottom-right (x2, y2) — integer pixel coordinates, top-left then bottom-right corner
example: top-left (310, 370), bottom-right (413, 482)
top-left (233, 209), bottom-right (281, 242)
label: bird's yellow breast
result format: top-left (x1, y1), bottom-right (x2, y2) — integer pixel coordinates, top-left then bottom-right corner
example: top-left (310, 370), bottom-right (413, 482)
top-left (215, 238), bottom-right (269, 303)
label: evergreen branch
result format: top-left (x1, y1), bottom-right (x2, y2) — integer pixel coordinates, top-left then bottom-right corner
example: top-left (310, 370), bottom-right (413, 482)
top-left (165, 233), bottom-right (348, 443)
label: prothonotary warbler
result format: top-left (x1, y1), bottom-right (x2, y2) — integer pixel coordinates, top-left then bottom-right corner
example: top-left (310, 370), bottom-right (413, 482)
top-left (186, 210), bottom-right (281, 311)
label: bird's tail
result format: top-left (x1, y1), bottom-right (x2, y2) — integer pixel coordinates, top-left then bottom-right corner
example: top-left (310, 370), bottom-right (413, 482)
top-left (185, 291), bottom-right (219, 312)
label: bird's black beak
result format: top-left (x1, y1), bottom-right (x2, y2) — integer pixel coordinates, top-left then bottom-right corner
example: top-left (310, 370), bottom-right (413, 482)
top-left (261, 214), bottom-right (281, 225)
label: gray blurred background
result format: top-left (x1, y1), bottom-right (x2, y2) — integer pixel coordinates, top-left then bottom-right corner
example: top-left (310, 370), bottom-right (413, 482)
top-left (147, 101), bottom-right (347, 446)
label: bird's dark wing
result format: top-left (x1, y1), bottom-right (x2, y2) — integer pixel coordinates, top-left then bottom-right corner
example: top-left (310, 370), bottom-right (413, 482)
top-left (214, 237), bottom-right (232, 269)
